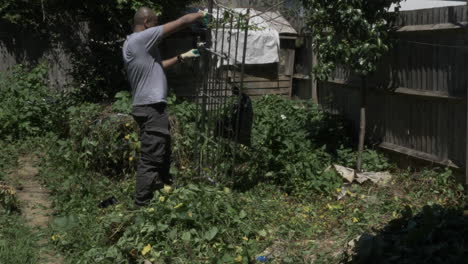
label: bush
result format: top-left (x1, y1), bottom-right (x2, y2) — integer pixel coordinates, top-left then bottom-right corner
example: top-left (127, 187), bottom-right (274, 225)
top-left (66, 101), bottom-right (139, 178)
top-left (240, 95), bottom-right (343, 194)
top-left (169, 95), bottom-right (392, 195)
top-left (0, 64), bottom-right (68, 139)
top-left (112, 91), bottom-right (133, 115)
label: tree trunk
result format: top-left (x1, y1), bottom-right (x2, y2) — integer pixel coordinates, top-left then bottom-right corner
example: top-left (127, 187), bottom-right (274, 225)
top-left (357, 76), bottom-right (367, 172)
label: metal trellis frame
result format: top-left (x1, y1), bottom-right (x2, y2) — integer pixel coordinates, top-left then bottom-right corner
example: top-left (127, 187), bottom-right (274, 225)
top-left (194, 0), bottom-right (251, 184)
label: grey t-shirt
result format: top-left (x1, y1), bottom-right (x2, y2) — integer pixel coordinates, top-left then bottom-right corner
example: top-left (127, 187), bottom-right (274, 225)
top-left (122, 26), bottom-right (167, 106)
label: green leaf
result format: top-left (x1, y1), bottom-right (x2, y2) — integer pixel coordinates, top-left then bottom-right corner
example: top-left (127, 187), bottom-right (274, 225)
top-left (158, 223), bottom-right (169, 232)
top-left (204, 227), bottom-right (218, 241)
top-left (181, 231), bottom-right (191, 241)
top-left (239, 210), bottom-right (247, 219)
top-left (258, 230), bottom-right (267, 237)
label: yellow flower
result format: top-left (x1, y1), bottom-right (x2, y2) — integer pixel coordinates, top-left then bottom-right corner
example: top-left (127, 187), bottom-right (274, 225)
top-left (51, 234), bottom-right (61, 241)
top-left (234, 255), bottom-right (243, 263)
top-left (174, 203), bottom-right (183, 209)
top-left (147, 208), bottom-right (155, 213)
top-left (242, 236), bottom-right (249, 241)
top-left (125, 134), bottom-right (130, 140)
top-left (163, 185), bottom-right (172, 193)
top-left (129, 156), bottom-right (134, 161)
top-left (336, 188), bottom-right (341, 193)
top-left (159, 196), bottom-right (165, 202)
top-left (188, 212), bottom-right (193, 217)
top-left (353, 217), bottom-right (359, 223)
top-left (141, 244), bottom-right (152, 256)
top-left (125, 123), bottom-right (130, 127)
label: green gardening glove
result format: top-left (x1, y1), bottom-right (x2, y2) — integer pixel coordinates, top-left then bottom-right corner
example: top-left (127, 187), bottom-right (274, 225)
top-left (181, 49), bottom-right (200, 59)
top-left (199, 10), bottom-right (212, 28)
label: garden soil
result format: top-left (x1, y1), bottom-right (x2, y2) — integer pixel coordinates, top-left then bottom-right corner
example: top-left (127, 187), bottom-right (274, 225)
top-left (10, 155), bottom-right (64, 264)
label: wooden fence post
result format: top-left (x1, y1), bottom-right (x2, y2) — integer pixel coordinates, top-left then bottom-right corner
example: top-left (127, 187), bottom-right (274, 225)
top-left (311, 37), bottom-right (318, 104)
top-left (357, 76), bottom-right (367, 172)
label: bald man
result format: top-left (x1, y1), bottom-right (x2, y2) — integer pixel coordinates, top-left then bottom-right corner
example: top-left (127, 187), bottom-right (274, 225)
top-left (123, 7), bottom-right (205, 206)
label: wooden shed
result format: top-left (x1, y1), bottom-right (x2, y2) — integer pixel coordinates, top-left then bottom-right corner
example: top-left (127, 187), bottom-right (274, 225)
top-left (229, 11), bottom-right (298, 99)
top-left (161, 10), bottom-right (298, 99)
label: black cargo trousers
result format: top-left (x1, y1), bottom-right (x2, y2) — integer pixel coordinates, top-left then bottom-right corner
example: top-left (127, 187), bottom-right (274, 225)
top-left (131, 103), bottom-right (172, 206)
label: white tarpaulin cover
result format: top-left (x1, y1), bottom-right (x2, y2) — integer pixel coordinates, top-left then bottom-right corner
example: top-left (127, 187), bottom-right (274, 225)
top-left (210, 8), bottom-right (296, 65)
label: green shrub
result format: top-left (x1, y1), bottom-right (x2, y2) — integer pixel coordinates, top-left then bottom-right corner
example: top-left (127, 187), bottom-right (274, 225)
top-left (240, 95), bottom-right (343, 194)
top-left (67, 102), bottom-right (139, 178)
top-left (169, 95), bottom-right (392, 195)
top-left (0, 64), bottom-right (68, 140)
top-left (112, 91), bottom-right (132, 114)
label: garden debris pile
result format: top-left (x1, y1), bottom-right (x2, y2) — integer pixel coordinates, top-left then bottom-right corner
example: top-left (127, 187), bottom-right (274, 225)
top-left (332, 164), bottom-right (392, 185)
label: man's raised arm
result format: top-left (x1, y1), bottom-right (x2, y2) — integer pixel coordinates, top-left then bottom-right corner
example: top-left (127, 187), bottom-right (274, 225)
top-left (162, 11), bottom-right (206, 37)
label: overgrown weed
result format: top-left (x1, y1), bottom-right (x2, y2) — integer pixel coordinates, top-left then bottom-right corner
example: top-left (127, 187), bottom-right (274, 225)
top-left (0, 63), bottom-right (464, 263)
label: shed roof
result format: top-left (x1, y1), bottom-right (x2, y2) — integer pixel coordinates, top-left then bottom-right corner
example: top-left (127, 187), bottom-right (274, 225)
top-left (257, 11), bottom-right (298, 36)
top-left (221, 8), bottom-right (297, 36)
top-left (389, 0), bottom-right (465, 11)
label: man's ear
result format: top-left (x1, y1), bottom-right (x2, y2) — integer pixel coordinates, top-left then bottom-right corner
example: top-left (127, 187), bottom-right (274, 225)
top-left (143, 18), bottom-right (149, 28)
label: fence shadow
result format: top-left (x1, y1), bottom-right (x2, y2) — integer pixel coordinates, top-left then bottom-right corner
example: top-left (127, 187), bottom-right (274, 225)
top-left (343, 205), bottom-right (468, 264)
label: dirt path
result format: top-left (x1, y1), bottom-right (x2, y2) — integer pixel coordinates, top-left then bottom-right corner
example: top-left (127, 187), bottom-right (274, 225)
top-left (10, 155), bottom-right (64, 264)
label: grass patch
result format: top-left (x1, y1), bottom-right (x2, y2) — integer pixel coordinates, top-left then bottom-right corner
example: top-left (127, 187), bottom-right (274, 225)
top-left (0, 209), bottom-right (40, 264)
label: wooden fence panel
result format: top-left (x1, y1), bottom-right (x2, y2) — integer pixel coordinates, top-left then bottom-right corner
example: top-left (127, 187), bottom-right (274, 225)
top-left (321, 6), bottom-right (468, 170)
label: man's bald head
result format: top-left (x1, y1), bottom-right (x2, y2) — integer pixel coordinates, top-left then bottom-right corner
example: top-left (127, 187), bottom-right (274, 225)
top-left (133, 7), bottom-right (158, 31)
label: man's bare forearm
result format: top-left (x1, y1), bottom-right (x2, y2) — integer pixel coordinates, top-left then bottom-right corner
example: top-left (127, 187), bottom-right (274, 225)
top-left (179, 12), bottom-right (204, 26)
top-left (162, 56), bottom-right (178, 69)
top-left (162, 12), bottom-right (204, 37)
